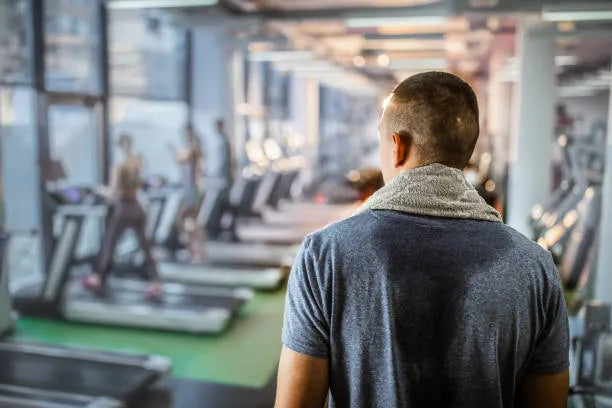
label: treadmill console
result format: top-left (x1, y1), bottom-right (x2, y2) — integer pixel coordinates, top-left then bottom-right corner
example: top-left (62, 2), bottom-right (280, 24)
top-left (48, 186), bottom-right (106, 206)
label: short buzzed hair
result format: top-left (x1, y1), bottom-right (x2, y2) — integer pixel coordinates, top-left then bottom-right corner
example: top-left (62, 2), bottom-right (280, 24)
top-left (381, 71), bottom-right (479, 168)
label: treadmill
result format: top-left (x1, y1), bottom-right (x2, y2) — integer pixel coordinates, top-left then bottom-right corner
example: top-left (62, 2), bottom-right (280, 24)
top-left (202, 173), bottom-right (303, 263)
top-left (207, 170), bottom-right (327, 246)
top-left (13, 187), bottom-right (251, 334)
top-left (261, 201), bottom-right (358, 226)
top-left (233, 170), bottom-right (319, 244)
top-left (146, 185), bottom-right (289, 289)
top-left (0, 384), bottom-right (122, 408)
top-left (110, 184), bottom-right (288, 290)
top-left (0, 235), bottom-right (171, 408)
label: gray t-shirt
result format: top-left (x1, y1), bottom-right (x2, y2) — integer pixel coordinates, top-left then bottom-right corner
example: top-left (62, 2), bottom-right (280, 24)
top-left (282, 210), bottom-right (569, 408)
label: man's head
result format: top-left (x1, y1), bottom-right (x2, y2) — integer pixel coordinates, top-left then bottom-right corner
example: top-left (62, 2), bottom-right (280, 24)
top-left (118, 133), bottom-right (132, 153)
top-left (378, 71), bottom-right (479, 182)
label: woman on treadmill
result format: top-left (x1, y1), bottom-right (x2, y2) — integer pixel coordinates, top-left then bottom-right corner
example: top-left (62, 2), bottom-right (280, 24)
top-left (173, 123), bottom-right (205, 262)
top-left (83, 133), bottom-right (162, 297)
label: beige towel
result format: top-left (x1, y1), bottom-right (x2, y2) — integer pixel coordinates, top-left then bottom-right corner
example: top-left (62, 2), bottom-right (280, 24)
top-left (360, 163), bottom-right (502, 223)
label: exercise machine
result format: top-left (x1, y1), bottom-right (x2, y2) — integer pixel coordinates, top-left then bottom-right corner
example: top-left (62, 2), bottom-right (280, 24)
top-left (0, 235), bottom-right (172, 407)
top-left (144, 185), bottom-right (290, 289)
top-left (155, 180), bottom-right (299, 267)
top-left (13, 187), bottom-right (251, 334)
top-left (533, 130), bottom-right (606, 292)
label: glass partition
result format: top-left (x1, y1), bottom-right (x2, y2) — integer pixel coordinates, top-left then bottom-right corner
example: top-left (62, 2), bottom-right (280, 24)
top-left (48, 104), bottom-right (100, 185)
top-left (0, 0), bottom-right (31, 84)
top-left (44, 0), bottom-right (101, 93)
top-left (0, 86), bottom-right (43, 287)
top-left (109, 9), bottom-right (187, 100)
top-left (110, 96), bottom-right (188, 182)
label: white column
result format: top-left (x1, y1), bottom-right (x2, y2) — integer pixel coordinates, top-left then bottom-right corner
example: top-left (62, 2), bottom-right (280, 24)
top-left (191, 24), bottom-right (236, 178)
top-left (487, 34), bottom-right (514, 184)
top-left (594, 65), bottom-right (612, 302)
top-left (289, 77), bottom-right (320, 186)
top-left (507, 21), bottom-right (557, 235)
top-left (191, 25), bottom-right (233, 134)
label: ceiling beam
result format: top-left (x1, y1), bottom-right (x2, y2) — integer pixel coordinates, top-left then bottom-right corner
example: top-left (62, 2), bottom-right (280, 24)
top-left (225, 0), bottom-right (454, 21)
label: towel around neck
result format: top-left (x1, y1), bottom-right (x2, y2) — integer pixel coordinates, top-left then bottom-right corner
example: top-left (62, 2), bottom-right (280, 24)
top-left (360, 163), bottom-right (503, 223)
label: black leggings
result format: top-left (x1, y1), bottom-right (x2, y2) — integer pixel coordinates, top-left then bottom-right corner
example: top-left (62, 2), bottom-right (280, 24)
top-left (97, 198), bottom-right (159, 284)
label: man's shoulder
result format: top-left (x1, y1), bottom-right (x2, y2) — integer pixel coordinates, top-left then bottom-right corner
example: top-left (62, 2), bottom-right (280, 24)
top-left (497, 223), bottom-right (554, 262)
top-left (305, 210), bottom-right (375, 246)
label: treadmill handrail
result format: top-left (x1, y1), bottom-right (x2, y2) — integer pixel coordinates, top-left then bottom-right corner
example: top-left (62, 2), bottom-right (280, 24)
top-left (0, 341), bottom-right (171, 374)
top-left (55, 205), bottom-right (107, 217)
top-left (101, 277), bottom-right (253, 299)
top-left (0, 384), bottom-right (122, 408)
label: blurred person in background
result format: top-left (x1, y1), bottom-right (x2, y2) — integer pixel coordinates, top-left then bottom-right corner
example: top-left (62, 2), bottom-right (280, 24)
top-left (83, 133), bottom-right (162, 297)
top-left (215, 119), bottom-right (234, 188)
top-left (173, 123), bottom-right (205, 262)
top-left (275, 72), bottom-right (569, 408)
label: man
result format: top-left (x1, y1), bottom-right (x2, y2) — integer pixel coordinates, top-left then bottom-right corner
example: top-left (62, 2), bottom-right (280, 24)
top-left (83, 133), bottom-right (162, 297)
top-left (214, 119), bottom-right (234, 188)
top-left (173, 123), bottom-right (205, 262)
top-left (276, 72), bottom-right (569, 408)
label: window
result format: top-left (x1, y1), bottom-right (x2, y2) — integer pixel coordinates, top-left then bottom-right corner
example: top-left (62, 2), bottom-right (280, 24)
top-left (0, 86), bottom-right (44, 286)
top-left (45, 0), bottom-right (101, 93)
top-left (0, 0), bottom-right (31, 84)
top-left (48, 104), bottom-right (100, 185)
top-left (109, 9), bottom-right (187, 100)
top-left (0, 86), bottom-right (39, 230)
top-left (110, 96), bottom-right (188, 182)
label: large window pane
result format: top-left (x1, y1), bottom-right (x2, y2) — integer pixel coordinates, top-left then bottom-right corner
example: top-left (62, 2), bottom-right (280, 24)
top-left (0, 0), bottom-right (31, 84)
top-left (48, 104), bottom-right (99, 185)
top-left (0, 86), bottom-right (43, 287)
top-left (48, 104), bottom-right (101, 258)
top-left (0, 87), bottom-right (39, 230)
top-left (318, 86), bottom-right (379, 179)
top-left (110, 97), bottom-right (188, 182)
top-left (109, 9), bottom-right (187, 100)
top-left (45, 0), bottom-right (101, 93)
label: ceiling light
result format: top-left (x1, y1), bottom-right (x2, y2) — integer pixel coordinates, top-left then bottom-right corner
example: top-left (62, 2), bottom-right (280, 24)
top-left (107, 0), bottom-right (217, 9)
top-left (345, 16), bottom-right (447, 29)
top-left (363, 39), bottom-right (446, 52)
top-left (388, 58), bottom-right (447, 70)
top-left (273, 60), bottom-right (336, 72)
top-left (486, 16), bottom-right (501, 31)
top-left (377, 54), bottom-right (390, 67)
top-left (248, 42), bottom-right (275, 53)
top-left (352, 55), bottom-right (366, 68)
top-left (445, 40), bottom-right (466, 53)
top-left (458, 60), bottom-right (480, 72)
top-left (555, 55), bottom-right (578, 66)
top-left (542, 7), bottom-right (612, 22)
top-left (558, 86), bottom-right (598, 98)
top-left (248, 51), bottom-right (313, 62)
top-left (557, 21), bottom-right (576, 32)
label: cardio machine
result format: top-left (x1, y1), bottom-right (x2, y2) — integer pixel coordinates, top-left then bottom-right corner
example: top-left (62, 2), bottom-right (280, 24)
top-left (0, 235), bottom-right (172, 408)
top-left (13, 187), bottom-right (251, 334)
top-left (138, 180), bottom-right (290, 290)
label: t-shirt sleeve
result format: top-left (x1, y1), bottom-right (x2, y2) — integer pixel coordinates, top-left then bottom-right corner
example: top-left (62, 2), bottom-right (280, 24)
top-left (527, 256), bottom-right (570, 374)
top-left (281, 236), bottom-right (330, 359)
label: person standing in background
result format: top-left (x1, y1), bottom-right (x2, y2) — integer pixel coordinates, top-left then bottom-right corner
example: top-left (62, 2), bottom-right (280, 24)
top-left (173, 123), bottom-right (205, 263)
top-left (215, 119), bottom-right (234, 189)
top-left (83, 133), bottom-right (162, 297)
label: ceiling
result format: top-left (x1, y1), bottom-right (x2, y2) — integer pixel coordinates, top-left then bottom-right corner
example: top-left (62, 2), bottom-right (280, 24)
top-left (110, 0), bottom-right (612, 92)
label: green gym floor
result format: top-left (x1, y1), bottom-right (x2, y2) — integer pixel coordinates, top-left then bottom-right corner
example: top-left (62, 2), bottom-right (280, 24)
top-left (9, 283), bottom-right (287, 388)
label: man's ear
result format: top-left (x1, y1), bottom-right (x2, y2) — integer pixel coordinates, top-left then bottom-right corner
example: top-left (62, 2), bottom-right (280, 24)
top-left (391, 132), bottom-right (410, 168)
